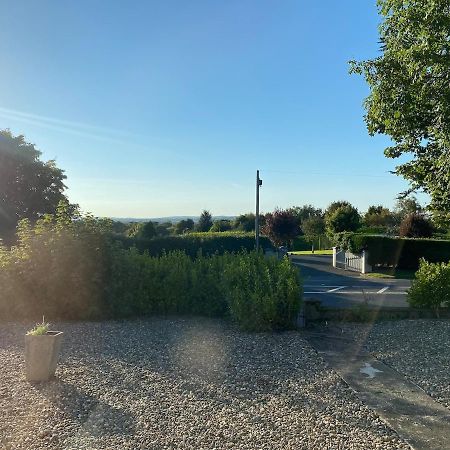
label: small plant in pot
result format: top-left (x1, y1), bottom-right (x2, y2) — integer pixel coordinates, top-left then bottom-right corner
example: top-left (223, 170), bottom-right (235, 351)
top-left (25, 317), bottom-right (63, 382)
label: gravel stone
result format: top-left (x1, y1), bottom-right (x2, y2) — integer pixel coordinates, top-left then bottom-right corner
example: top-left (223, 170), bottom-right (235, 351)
top-left (331, 319), bottom-right (450, 410)
top-left (0, 318), bottom-right (410, 449)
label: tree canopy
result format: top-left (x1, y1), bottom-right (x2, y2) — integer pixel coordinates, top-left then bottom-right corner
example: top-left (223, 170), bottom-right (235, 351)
top-left (350, 0), bottom-right (450, 217)
top-left (262, 209), bottom-right (299, 247)
top-left (0, 130), bottom-right (68, 237)
top-left (196, 210), bottom-right (213, 232)
top-left (326, 204), bottom-right (361, 234)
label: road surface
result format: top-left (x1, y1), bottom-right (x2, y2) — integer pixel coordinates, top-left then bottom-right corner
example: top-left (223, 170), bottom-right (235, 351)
top-left (291, 255), bottom-right (411, 308)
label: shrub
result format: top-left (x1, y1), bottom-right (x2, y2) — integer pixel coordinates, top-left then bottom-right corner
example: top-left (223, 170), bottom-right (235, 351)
top-left (222, 252), bottom-right (301, 331)
top-left (348, 234), bottom-right (450, 270)
top-left (0, 213), bottom-right (301, 331)
top-left (399, 213), bottom-right (433, 238)
top-left (408, 259), bottom-right (450, 316)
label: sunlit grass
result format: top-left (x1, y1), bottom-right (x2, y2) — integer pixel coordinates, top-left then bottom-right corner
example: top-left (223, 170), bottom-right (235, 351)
top-left (289, 250), bottom-right (333, 256)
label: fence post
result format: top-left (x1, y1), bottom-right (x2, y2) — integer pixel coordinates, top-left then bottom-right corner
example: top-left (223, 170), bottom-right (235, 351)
top-left (332, 247), bottom-right (337, 268)
top-left (362, 250), bottom-right (369, 274)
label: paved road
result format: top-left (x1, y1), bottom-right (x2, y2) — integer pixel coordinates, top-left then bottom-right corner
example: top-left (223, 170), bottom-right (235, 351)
top-left (291, 255), bottom-right (411, 308)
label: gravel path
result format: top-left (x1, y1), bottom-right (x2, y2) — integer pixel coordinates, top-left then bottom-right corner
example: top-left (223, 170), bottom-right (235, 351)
top-left (332, 320), bottom-right (450, 411)
top-left (0, 318), bottom-right (409, 450)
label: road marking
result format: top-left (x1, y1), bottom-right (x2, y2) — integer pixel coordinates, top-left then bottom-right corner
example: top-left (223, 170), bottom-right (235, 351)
top-left (327, 286), bottom-right (346, 293)
top-left (304, 291), bottom-right (407, 295)
top-left (377, 286), bottom-right (389, 294)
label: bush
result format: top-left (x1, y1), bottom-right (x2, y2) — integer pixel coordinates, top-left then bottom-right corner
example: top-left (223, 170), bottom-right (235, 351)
top-left (222, 253), bottom-right (301, 331)
top-left (399, 213), bottom-right (433, 238)
top-left (113, 232), bottom-right (273, 258)
top-left (408, 259), bottom-right (450, 316)
top-left (0, 214), bottom-right (301, 331)
top-left (348, 234), bottom-right (450, 270)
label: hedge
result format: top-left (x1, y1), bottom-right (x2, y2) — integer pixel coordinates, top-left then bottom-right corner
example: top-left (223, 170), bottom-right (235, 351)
top-left (0, 218), bottom-right (300, 330)
top-left (349, 234), bottom-right (450, 270)
top-left (113, 232), bottom-right (273, 258)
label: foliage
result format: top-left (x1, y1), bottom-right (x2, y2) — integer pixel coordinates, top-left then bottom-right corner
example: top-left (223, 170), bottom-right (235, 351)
top-left (126, 222), bottom-right (144, 238)
top-left (155, 222), bottom-right (172, 237)
top-left (364, 205), bottom-right (396, 229)
top-left (114, 232), bottom-right (273, 257)
top-left (325, 204), bottom-right (361, 234)
top-left (0, 201), bottom-right (112, 319)
top-left (408, 259), bottom-right (450, 317)
top-left (0, 213), bottom-right (301, 331)
top-left (262, 209), bottom-right (300, 247)
top-left (27, 318), bottom-right (50, 336)
top-left (289, 205), bottom-right (323, 231)
top-left (222, 252), bottom-right (301, 331)
top-left (233, 213), bottom-right (265, 232)
top-left (292, 235), bottom-right (332, 251)
top-left (348, 234), bottom-right (450, 270)
top-left (196, 210), bottom-right (213, 232)
top-left (140, 221), bottom-right (157, 239)
top-left (399, 213), bottom-right (434, 238)
top-left (301, 216), bottom-right (325, 242)
top-left (0, 130), bottom-right (69, 238)
top-left (324, 201), bottom-right (352, 217)
top-left (174, 219), bottom-right (195, 235)
top-left (394, 197), bottom-right (423, 220)
top-left (350, 1), bottom-right (450, 216)
top-left (209, 219), bottom-right (232, 232)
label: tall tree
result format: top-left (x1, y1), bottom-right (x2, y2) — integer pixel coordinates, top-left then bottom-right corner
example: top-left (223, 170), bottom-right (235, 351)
top-left (0, 130), bottom-right (68, 236)
top-left (394, 197), bottom-right (423, 220)
top-left (262, 209), bottom-right (300, 247)
top-left (350, 0), bottom-right (450, 217)
top-left (326, 204), bottom-right (361, 234)
top-left (233, 213), bottom-right (256, 232)
top-left (364, 205), bottom-right (396, 228)
top-left (290, 205), bottom-right (323, 225)
top-left (196, 210), bottom-right (213, 232)
top-left (302, 216), bottom-right (325, 243)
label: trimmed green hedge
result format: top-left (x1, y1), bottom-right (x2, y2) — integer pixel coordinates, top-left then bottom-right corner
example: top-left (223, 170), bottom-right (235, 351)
top-left (349, 234), bottom-right (450, 270)
top-left (0, 218), bottom-right (300, 330)
top-left (114, 232), bottom-right (273, 257)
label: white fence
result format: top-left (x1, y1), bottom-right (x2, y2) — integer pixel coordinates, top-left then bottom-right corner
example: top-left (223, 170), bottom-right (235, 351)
top-left (333, 247), bottom-right (371, 274)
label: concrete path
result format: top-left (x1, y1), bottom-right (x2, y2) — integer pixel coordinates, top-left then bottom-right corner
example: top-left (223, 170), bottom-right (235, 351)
top-left (304, 331), bottom-right (450, 450)
top-left (291, 255), bottom-right (411, 308)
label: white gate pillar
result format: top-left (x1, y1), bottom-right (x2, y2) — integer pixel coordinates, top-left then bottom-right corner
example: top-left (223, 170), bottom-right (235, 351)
top-left (332, 247), bottom-right (337, 268)
top-left (361, 250), bottom-right (372, 274)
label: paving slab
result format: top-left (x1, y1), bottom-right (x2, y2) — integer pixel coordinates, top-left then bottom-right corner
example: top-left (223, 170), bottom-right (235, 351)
top-left (304, 332), bottom-right (450, 450)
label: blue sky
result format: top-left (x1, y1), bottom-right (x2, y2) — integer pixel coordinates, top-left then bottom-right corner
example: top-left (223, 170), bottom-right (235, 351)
top-left (0, 1), bottom-right (425, 218)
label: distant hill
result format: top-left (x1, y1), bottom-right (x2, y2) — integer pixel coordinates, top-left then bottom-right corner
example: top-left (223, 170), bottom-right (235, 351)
top-left (111, 216), bottom-right (236, 224)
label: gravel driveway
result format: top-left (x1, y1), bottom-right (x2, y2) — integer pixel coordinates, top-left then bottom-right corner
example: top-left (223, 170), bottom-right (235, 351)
top-left (0, 318), bottom-right (409, 450)
top-left (335, 319), bottom-right (450, 412)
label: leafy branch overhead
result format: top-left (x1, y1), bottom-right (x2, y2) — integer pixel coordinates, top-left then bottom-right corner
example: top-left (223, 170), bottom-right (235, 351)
top-left (350, 0), bottom-right (450, 216)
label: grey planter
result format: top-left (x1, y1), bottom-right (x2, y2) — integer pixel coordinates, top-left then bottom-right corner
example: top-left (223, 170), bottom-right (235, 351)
top-left (25, 331), bottom-right (63, 381)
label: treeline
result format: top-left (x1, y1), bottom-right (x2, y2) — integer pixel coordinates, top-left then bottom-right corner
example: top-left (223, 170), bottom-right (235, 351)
top-left (113, 210), bottom-right (263, 239)
top-left (113, 197), bottom-right (444, 250)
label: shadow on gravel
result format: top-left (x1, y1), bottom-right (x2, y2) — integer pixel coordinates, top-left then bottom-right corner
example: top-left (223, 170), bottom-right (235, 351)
top-left (31, 378), bottom-right (135, 436)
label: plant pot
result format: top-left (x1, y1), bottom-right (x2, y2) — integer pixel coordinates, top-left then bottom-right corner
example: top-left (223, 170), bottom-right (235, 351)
top-left (25, 331), bottom-right (63, 381)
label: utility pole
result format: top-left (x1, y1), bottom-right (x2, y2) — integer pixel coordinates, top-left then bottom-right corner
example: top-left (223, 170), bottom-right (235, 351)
top-left (255, 170), bottom-right (262, 251)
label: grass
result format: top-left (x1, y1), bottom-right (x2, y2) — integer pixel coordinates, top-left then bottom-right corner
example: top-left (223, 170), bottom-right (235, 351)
top-left (289, 250), bottom-right (333, 256)
top-left (362, 268), bottom-right (415, 280)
